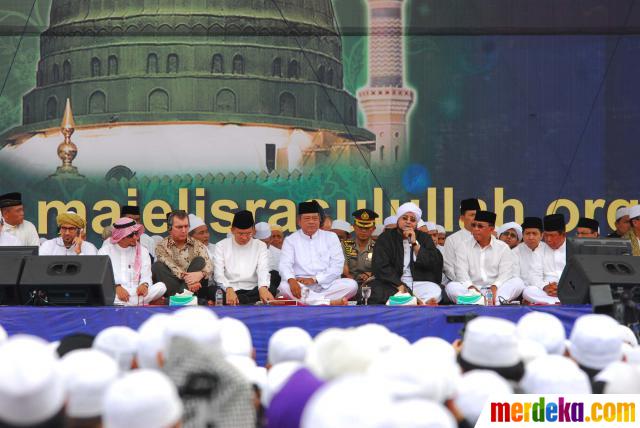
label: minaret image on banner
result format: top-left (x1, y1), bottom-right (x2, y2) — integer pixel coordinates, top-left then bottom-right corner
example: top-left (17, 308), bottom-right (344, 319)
top-left (358, 0), bottom-right (415, 167)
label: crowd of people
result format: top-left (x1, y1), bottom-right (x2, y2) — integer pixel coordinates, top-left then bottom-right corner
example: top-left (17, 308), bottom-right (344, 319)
top-left (0, 307), bottom-right (639, 427)
top-left (1, 192), bottom-right (639, 306)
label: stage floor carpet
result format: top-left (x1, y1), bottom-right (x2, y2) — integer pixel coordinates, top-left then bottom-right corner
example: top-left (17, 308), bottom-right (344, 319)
top-left (0, 305), bottom-right (591, 366)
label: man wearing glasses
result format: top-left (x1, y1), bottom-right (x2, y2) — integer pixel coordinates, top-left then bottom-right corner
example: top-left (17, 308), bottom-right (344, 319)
top-left (445, 210), bottom-right (525, 305)
top-left (40, 211), bottom-right (97, 255)
top-left (368, 202), bottom-right (443, 305)
top-left (496, 222), bottom-right (522, 249)
top-left (98, 217), bottom-right (166, 305)
top-left (153, 210), bottom-right (213, 301)
top-left (0, 216), bottom-right (20, 246)
top-left (442, 198), bottom-right (481, 282)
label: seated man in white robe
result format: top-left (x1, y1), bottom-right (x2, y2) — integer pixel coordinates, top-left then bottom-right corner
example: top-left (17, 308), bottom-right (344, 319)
top-left (278, 200), bottom-right (357, 305)
top-left (98, 218), bottom-right (166, 306)
top-left (0, 216), bottom-right (21, 246)
top-left (442, 198), bottom-right (481, 282)
top-left (513, 217), bottom-right (545, 288)
top-left (445, 210), bottom-right (525, 304)
top-left (496, 222), bottom-right (522, 249)
top-left (522, 213), bottom-right (566, 304)
top-left (0, 192), bottom-right (40, 246)
top-left (120, 205), bottom-right (157, 258)
top-left (188, 214), bottom-right (216, 261)
top-left (40, 211), bottom-right (97, 255)
top-left (214, 211), bottom-right (274, 305)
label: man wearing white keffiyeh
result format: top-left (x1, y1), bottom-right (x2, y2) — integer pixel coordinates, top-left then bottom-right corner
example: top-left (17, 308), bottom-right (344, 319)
top-left (98, 218), bottom-right (166, 305)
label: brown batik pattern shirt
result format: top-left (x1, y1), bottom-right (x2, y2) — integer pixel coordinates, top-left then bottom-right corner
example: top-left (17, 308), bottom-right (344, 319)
top-left (156, 236), bottom-right (213, 278)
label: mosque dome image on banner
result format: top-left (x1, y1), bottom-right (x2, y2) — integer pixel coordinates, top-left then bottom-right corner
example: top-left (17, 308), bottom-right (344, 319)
top-left (0, 0), bottom-right (374, 181)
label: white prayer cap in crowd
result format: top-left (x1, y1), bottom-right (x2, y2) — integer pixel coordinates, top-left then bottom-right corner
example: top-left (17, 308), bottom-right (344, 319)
top-left (396, 202), bottom-right (422, 221)
top-left (595, 361), bottom-right (640, 393)
top-left (616, 207), bottom-right (630, 220)
top-left (412, 337), bottom-right (457, 365)
top-left (383, 216), bottom-right (398, 227)
top-left (0, 323), bottom-right (7, 344)
top-left (461, 317), bottom-right (521, 368)
top-left (368, 346), bottom-right (460, 403)
top-left (496, 222), bottom-right (523, 241)
top-left (629, 204), bottom-right (640, 219)
top-left (353, 323), bottom-right (399, 354)
top-left (301, 375), bottom-right (393, 428)
top-left (516, 311), bottom-right (566, 355)
top-left (518, 338), bottom-right (547, 365)
top-left (417, 219), bottom-right (426, 228)
top-left (453, 370), bottom-right (513, 425)
top-left (568, 314), bottom-right (623, 370)
top-left (521, 355), bottom-right (591, 394)
top-left (254, 222), bottom-right (271, 240)
top-left (268, 326), bottom-right (313, 366)
top-left (619, 324), bottom-right (638, 347)
top-left (261, 361), bottom-right (302, 407)
top-left (188, 213), bottom-right (206, 233)
top-left (60, 349), bottom-right (119, 418)
top-left (164, 306), bottom-right (221, 349)
top-left (103, 369), bottom-right (182, 428)
top-left (93, 326), bottom-right (139, 372)
top-left (436, 224), bottom-right (446, 234)
top-left (425, 221), bottom-right (437, 231)
top-left (136, 313), bottom-right (172, 369)
top-left (387, 400), bottom-right (457, 428)
top-left (226, 355), bottom-right (267, 390)
top-left (331, 219), bottom-right (353, 233)
top-left (372, 224), bottom-right (385, 237)
top-left (0, 335), bottom-right (65, 426)
top-left (220, 317), bottom-right (253, 358)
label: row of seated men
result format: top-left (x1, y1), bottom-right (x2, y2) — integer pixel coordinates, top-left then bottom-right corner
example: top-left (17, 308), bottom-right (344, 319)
top-left (1, 192), bottom-right (639, 306)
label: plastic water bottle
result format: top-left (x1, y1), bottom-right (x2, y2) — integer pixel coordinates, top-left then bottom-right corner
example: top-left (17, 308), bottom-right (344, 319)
top-left (215, 288), bottom-right (224, 306)
top-left (485, 288), bottom-right (494, 306)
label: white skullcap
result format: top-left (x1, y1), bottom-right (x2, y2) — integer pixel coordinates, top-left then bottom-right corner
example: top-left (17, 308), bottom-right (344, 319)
top-left (518, 338), bottom-right (547, 365)
top-left (353, 324), bottom-right (398, 354)
top-left (103, 369), bottom-right (182, 428)
top-left (372, 224), bottom-right (385, 237)
top-left (220, 317), bottom-right (253, 358)
top-left (412, 337), bottom-right (457, 365)
top-left (0, 335), bottom-right (65, 426)
top-left (496, 222), bottom-right (523, 241)
top-left (396, 202), bottom-right (422, 221)
top-left (516, 311), bottom-right (567, 355)
top-left (568, 314), bottom-right (623, 370)
top-left (461, 317), bottom-right (521, 368)
top-left (383, 216), bottom-right (398, 227)
top-left (188, 213), bottom-right (206, 233)
top-left (60, 349), bottom-right (119, 418)
top-left (616, 207), bottom-right (630, 220)
top-left (595, 361), bottom-right (640, 393)
top-left (629, 204), bottom-right (640, 219)
top-left (453, 370), bottom-right (513, 425)
top-left (435, 224), bottom-right (446, 234)
top-left (521, 355), bottom-right (591, 394)
top-left (226, 355), bottom-right (266, 389)
top-left (301, 375), bottom-right (393, 428)
top-left (331, 219), bottom-right (353, 233)
top-left (261, 361), bottom-right (302, 407)
top-left (268, 326), bottom-right (313, 365)
top-left (254, 222), bottom-right (271, 240)
top-left (93, 326), bottom-right (139, 372)
top-left (387, 400), bottom-right (457, 428)
top-left (417, 219), bottom-right (426, 228)
top-left (368, 346), bottom-right (460, 403)
top-left (164, 306), bottom-right (221, 349)
top-left (0, 323), bottom-right (7, 344)
top-left (619, 324), bottom-right (638, 347)
top-left (425, 221), bottom-right (437, 231)
top-left (136, 313), bottom-right (172, 369)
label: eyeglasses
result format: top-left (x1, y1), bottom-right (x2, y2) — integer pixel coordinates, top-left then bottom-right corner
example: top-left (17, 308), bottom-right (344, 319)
top-left (501, 232), bottom-right (519, 239)
top-left (126, 231), bottom-right (140, 239)
top-left (60, 226), bottom-right (79, 232)
top-left (471, 222), bottom-right (488, 229)
top-left (400, 215), bottom-right (417, 223)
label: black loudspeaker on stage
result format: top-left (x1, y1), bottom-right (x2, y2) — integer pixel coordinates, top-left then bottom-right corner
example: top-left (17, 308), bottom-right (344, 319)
top-left (18, 256), bottom-right (115, 306)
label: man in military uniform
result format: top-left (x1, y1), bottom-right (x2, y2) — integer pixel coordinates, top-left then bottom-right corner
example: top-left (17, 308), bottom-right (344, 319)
top-left (342, 209), bottom-right (379, 303)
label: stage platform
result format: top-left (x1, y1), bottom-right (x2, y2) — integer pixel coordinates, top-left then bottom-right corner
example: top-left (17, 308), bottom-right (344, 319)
top-left (0, 305), bottom-right (591, 366)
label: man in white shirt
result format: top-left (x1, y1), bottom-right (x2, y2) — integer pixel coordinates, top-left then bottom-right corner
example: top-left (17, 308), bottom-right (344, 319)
top-left (496, 222), bottom-right (522, 249)
top-left (0, 217), bottom-right (21, 246)
top-left (120, 205), bottom-right (157, 258)
top-left (442, 198), bottom-right (480, 282)
top-left (98, 217), bottom-right (166, 306)
top-left (278, 200), bottom-right (357, 305)
top-left (445, 210), bottom-right (525, 304)
top-left (214, 211), bottom-right (274, 305)
top-left (512, 217), bottom-right (545, 288)
top-left (0, 192), bottom-right (39, 246)
top-left (522, 213), bottom-right (566, 304)
top-left (40, 211), bottom-right (98, 255)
